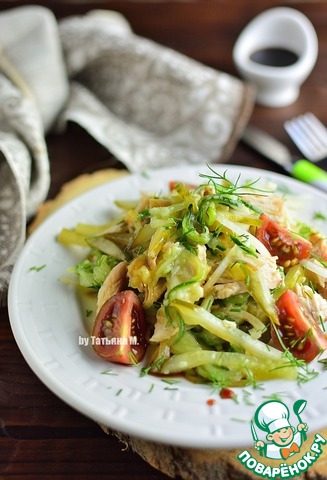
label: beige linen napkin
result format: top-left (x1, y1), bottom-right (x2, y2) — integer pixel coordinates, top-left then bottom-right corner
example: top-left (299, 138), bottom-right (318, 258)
top-left (0, 5), bottom-right (254, 304)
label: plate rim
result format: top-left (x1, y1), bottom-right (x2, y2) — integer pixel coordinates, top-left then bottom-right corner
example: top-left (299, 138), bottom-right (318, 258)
top-left (8, 163), bottom-right (327, 449)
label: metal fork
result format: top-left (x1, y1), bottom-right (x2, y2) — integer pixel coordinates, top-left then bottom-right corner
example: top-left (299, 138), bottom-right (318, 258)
top-left (284, 112), bottom-right (327, 162)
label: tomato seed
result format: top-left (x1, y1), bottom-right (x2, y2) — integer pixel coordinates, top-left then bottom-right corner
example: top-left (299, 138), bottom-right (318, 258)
top-left (271, 237), bottom-right (280, 244)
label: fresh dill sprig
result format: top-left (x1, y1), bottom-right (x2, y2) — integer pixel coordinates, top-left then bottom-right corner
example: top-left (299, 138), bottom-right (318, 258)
top-left (199, 165), bottom-right (269, 198)
top-left (230, 233), bottom-right (258, 257)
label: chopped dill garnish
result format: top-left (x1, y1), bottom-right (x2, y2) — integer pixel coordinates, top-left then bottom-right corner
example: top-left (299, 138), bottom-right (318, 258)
top-left (101, 368), bottom-right (118, 376)
top-left (242, 390), bottom-right (255, 406)
top-left (29, 264), bottom-right (46, 272)
top-left (314, 211), bottom-right (327, 221)
top-left (137, 209), bottom-right (150, 219)
top-left (230, 417), bottom-right (249, 423)
top-left (318, 358), bottom-right (327, 369)
top-left (116, 388), bottom-right (123, 396)
top-left (270, 324), bottom-right (307, 372)
top-left (230, 234), bottom-right (258, 257)
top-left (207, 372), bottom-right (233, 393)
top-left (262, 392), bottom-right (290, 402)
top-left (140, 365), bottom-right (152, 377)
top-left (161, 378), bottom-right (180, 385)
top-left (297, 366), bottom-right (319, 384)
top-left (140, 356), bottom-right (166, 376)
top-left (148, 383), bottom-right (155, 393)
top-left (85, 309), bottom-right (93, 317)
top-left (244, 368), bottom-right (265, 390)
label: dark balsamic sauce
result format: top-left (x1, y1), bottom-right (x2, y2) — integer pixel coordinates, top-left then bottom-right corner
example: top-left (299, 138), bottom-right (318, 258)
top-left (250, 47), bottom-right (299, 67)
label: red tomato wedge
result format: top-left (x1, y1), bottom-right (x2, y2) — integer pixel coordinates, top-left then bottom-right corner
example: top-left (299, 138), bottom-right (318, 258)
top-left (273, 289), bottom-right (327, 362)
top-left (92, 290), bottom-right (147, 365)
top-left (256, 214), bottom-right (312, 268)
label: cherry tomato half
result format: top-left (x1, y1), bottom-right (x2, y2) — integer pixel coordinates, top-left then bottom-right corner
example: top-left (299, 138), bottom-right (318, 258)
top-left (256, 214), bottom-right (312, 268)
top-left (273, 289), bottom-right (327, 362)
top-left (92, 290), bottom-right (147, 365)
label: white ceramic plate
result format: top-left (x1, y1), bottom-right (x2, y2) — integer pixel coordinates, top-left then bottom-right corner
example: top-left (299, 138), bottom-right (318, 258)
top-left (8, 164), bottom-right (327, 449)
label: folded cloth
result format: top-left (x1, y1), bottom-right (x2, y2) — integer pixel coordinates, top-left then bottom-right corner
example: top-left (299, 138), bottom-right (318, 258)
top-left (0, 5), bottom-right (254, 304)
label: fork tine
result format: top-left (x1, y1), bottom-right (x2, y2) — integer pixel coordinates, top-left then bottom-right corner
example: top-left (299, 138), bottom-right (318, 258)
top-left (299, 113), bottom-right (327, 154)
top-left (285, 117), bottom-right (315, 159)
top-left (285, 112), bottom-right (327, 162)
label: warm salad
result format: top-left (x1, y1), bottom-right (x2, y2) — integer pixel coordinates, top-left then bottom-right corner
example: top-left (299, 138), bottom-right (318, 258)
top-left (58, 167), bottom-right (327, 388)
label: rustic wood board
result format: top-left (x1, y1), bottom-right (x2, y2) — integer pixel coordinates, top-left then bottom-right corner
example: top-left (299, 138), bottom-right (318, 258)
top-left (31, 169), bottom-right (327, 480)
top-left (101, 426), bottom-right (327, 480)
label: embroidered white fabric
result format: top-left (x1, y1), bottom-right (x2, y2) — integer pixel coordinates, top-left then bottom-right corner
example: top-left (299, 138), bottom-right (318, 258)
top-left (0, 6), bottom-right (253, 304)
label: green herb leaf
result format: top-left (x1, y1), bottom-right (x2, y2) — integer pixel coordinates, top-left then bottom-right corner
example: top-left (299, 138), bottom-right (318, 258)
top-left (29, 264), bottom-right (46, 272)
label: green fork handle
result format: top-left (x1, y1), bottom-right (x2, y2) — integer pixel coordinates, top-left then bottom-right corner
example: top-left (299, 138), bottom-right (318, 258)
top-left (291, 160), bottom-right (327, 193)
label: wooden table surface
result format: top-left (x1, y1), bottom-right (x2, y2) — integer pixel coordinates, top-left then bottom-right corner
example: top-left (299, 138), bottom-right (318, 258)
top-left (1, 1), bottom-right (327, 479)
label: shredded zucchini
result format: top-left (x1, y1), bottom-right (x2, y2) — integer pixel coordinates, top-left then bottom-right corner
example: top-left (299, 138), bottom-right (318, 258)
top-left (58, 166), bottom-right (327, 388)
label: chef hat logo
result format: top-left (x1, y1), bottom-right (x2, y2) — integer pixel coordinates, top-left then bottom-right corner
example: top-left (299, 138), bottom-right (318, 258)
top-left (254, 400), bottom-right (291, 434)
